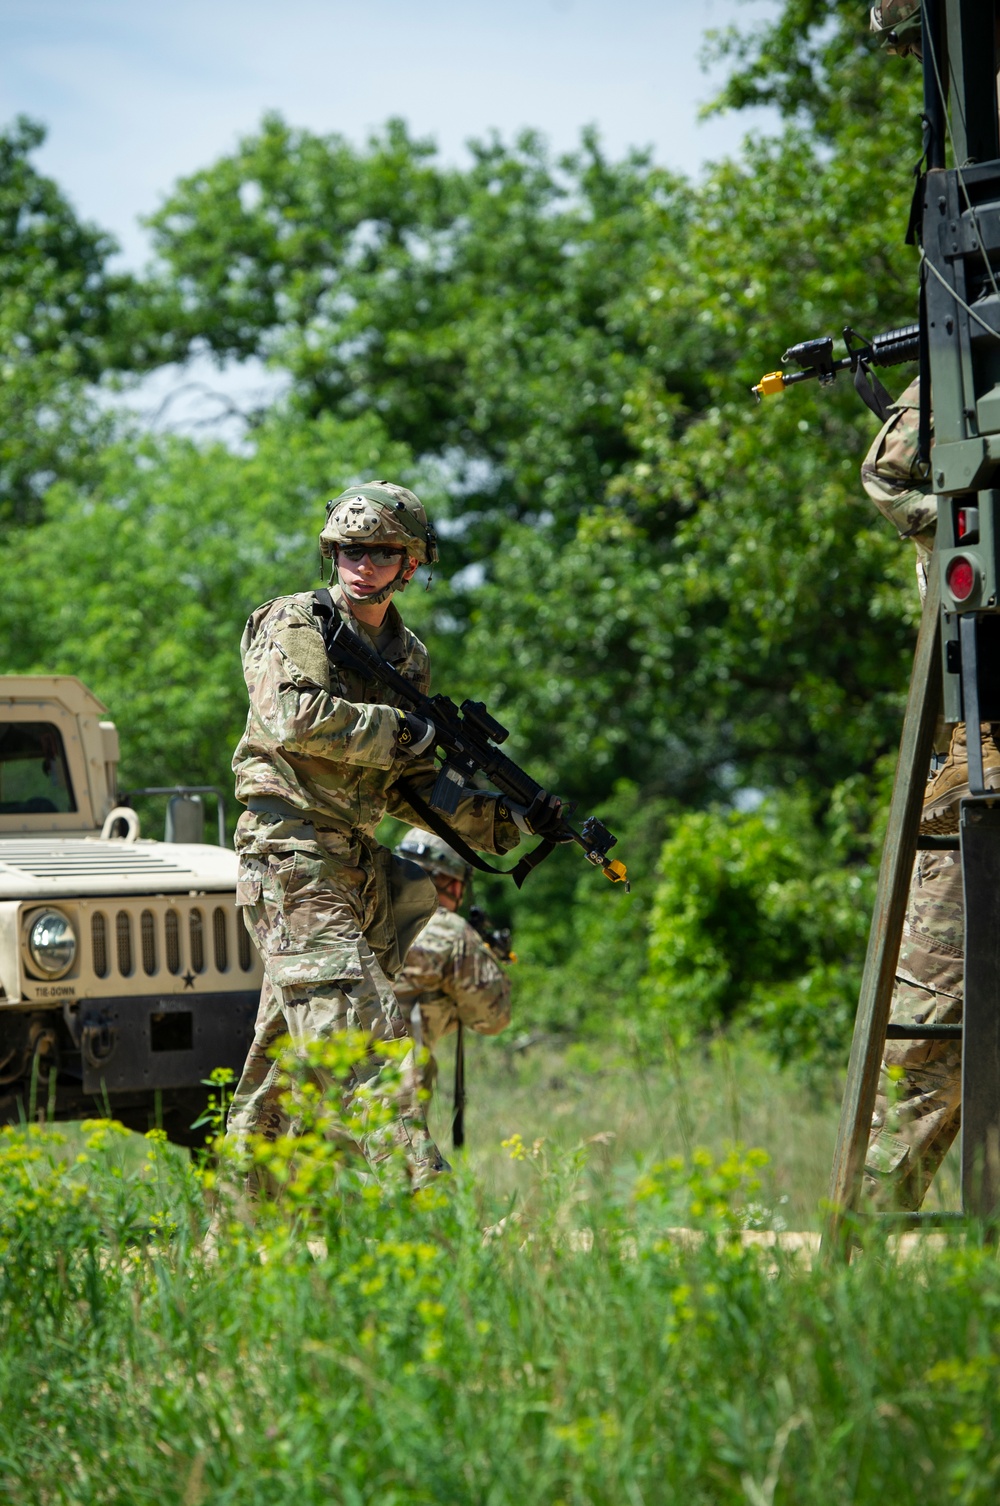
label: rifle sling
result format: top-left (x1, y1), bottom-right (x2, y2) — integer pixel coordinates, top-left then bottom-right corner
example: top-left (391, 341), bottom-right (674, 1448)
top-left (453, 1020), bottom-right (466, 1150)
top-left (393, 774), bottom-right (555, 890)
top-left (853, 358), bottom-right (894, 423)
top-left (313, 589), bottom-right (555, 890)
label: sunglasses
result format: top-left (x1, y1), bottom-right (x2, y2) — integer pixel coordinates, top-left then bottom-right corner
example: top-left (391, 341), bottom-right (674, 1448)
top-left (338, 544), bottom-right (408, 566)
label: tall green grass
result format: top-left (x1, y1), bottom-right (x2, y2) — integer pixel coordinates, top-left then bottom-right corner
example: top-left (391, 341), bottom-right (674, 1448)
top-left (0, 1043), bottom-right (992, 1505)
top-left (431, 1033), bottom-right (963, 1223)
top-left (436, 1034), bottom-right (841, 1228)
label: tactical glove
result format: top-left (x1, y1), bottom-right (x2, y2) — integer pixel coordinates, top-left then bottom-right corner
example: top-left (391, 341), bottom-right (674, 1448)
top-left (396, 711), bottom-right (436, 757)
top-left (516, 790), bottom-right (573, 841)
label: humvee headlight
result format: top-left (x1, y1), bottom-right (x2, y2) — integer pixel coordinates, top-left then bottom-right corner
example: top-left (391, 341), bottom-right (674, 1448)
top-left (27, 909), bottom-right (77, 978)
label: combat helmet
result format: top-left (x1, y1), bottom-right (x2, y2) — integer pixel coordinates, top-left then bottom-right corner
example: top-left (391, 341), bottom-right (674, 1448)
top-left (320, 480), bottom-right (438, 603)
top-left (397, 827), bottom-right (472, 886)
top-left (870, 0), bottom-right (921, 56)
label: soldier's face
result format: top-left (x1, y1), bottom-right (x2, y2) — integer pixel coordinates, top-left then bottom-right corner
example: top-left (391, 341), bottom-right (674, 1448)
top-left (433, 872), bottom-right (464, 911)
top-left (336, 546), bottom-right (419, 599)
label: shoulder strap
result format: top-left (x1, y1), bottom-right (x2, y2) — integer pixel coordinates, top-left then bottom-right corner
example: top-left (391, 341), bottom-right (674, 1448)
top-left (853, 358), bottom-right (894, 423)
top-left (313, 586), bottom-right (344, 639)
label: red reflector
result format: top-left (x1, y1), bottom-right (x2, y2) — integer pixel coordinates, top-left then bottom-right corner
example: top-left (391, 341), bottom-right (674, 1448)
top-left (958, 508), bottom-right (969, 539)
top-left (946, 556), bottom-right (977, 602)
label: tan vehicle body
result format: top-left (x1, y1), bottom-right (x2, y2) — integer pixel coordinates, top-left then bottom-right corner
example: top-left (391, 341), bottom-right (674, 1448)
top-left (0, 676), bottom-right (261, 1142)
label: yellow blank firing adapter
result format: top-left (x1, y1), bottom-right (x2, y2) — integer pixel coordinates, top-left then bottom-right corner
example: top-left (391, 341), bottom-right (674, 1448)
top-left (604, 859), bottom-right (629, 885)
top-left (751, 370), bottom-right (787, 401)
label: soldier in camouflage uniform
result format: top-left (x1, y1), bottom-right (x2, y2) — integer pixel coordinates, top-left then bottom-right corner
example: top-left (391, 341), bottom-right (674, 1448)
top-left (225, 481), bottom-right (563, 1186)
top-left (862, 381), bottom-right (1000, 1207)
top-left (869, 0), bottom-right (922, 58)
top-left (392, 829), bottom-right (512, 1101)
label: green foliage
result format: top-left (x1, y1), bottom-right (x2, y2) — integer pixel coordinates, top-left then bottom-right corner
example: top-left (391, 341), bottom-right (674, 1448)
top-left (705, 0), bottom-right (901, 138)
top-left (0, 0), bottom-right (935, 1066)
top-left (0, 117), bottom-right (140, 524)
top-left (645, 792), bottom-right (881, 1064)
top-left (605, 48), bottom-right (922, 795)
top-left (470, 782), bottom-right (673, 1038)
top-left (0, 410), bottom-right (420, 800)
top-left (142, 113), bottom-right (688, 547)
top-left (0, 1099), bottom-right (996, 1503)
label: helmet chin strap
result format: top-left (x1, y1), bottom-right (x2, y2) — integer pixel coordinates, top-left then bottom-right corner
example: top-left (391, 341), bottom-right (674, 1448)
top-left (337, 552), bottom-right (410, 607)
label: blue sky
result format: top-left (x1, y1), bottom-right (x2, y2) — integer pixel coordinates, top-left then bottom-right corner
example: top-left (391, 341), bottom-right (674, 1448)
top-left (2, 0), bottom-right (780, 267)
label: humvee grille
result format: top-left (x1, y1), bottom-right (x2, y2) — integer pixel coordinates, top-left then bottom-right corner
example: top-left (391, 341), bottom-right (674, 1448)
top-left (14, 897), bottom-right (262, 1003)
top-left (190, 908), bottom-right (205, 973)
top-left (116, 911), bottom-right (133, 976)
top-left (165, 910), bottom-right (180, 974)
top-left (92, 913), bottom-right (108, 978)
top-left (87, 901), bottom-right (257, 986)
top-left (141, 910), bottom-right (156, 975)
top-left (213, 906), bottom-right (228, 972)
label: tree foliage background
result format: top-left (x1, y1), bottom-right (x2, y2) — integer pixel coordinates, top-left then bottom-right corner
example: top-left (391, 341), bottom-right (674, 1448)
top-left (0, 0), bottom-right (926, 1073)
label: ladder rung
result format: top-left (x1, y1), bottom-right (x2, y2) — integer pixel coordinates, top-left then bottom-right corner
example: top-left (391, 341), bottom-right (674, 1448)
top-left (869, 1211), bottom-right (970, 1229)
top-left (885, 1022), bottom-right (962, 1039)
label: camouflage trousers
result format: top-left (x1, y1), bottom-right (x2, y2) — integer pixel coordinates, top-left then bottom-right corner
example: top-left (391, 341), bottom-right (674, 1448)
top-left (865, 846), bottom-right (964, 1209)
top-left (225, 812), bottom-right (441, 1191)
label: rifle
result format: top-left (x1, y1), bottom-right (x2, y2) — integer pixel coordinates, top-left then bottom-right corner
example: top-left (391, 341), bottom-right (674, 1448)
top-left (468, 905), bottom-right (517, 964)
top-left (313, 590), bottom-right (628, 891)
top-left (751, 323), bottom-right (919, 419)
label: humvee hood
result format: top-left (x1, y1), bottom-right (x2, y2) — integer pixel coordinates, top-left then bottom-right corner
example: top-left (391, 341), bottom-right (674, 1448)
top-left (0, 839), bottom-right (240, 899)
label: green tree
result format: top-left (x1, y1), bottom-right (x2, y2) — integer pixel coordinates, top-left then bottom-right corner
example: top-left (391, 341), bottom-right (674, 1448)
top-left (140, 115), bottom-right (689, 547)
top-left (644, 788), bottom-right (884, 1064)
top-left (0, 411), bottom-right (420, 802)
top-left (0, 0), bottom-right (933, 1057)
top-left (0, 116), bottom-right (143, 524)
top-left (133, 68), bottom-right (925, 807)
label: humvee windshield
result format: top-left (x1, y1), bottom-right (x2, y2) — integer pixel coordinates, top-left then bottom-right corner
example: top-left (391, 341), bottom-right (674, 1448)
top-left (0, 723), bottom-right (76, 813)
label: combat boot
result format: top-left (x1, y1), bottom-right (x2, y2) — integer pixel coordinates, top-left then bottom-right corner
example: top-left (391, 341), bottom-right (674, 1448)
top-left (920, 722), bottom-right (1000, 834)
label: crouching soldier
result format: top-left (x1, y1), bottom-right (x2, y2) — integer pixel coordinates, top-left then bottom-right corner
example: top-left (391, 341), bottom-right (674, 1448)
top-left (393, 829), bottom-right (513, 1109)
top-left (225, 482), bottom-right (556, 1188)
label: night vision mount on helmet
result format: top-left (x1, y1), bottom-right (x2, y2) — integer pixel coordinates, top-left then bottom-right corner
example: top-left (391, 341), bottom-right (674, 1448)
top-left (320, 481), bottom-right (438, 603)
top-left (396, 828), bottom-right (472, 886)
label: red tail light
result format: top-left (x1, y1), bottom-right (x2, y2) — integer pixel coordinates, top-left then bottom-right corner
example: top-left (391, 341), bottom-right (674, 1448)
top-left (946, 556), bottom-right (977, 602)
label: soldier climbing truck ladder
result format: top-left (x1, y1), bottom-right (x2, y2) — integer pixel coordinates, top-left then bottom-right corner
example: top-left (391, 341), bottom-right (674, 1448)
top-left (0, 675), bottom-right (261, 1143)
top-left (753, 0), bottom-right (1000, 1245)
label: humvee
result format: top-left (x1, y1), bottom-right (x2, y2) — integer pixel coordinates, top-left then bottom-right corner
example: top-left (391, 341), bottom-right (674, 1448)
top-left (0, 675), bottom-right (260, 1143)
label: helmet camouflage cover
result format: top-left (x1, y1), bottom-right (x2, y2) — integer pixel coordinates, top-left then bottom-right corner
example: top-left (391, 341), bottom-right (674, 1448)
top-left (870, 1), bottom-right (921, 56)
top-left (320, 481), bottom-right (438, 565)
top-left (397, 827), bottom-right (472, 885)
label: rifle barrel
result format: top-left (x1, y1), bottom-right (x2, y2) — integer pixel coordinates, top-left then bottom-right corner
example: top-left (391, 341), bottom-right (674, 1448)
top-left (870, 323), bottom-right (920, 367)
top-left (752, 322), bottom-right (920, 401)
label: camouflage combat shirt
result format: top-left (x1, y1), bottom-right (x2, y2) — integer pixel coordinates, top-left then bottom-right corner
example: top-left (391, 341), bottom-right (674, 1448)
top-left (860, 376), bottom-right (936, 592)
top-left (233, 583), bottom-right (519, 856)
top-left (394, 906), bottom-right (512, 1051)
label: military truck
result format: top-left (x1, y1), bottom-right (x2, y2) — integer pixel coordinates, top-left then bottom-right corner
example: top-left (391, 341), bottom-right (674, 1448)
top-left (0, 676), bottom-right (260, 1143)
